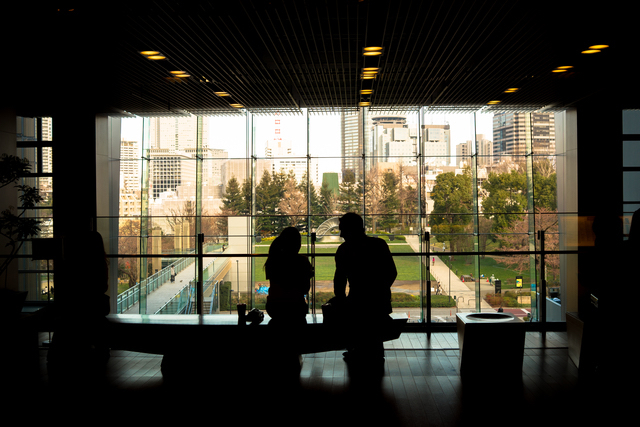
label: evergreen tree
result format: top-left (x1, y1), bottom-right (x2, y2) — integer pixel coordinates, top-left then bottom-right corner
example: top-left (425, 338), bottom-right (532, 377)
top-left (380, 170), bottom-right (400, 231)
top-left (338, 169), bottom-right (362, 214)
top-left (221, 177), bottom-right (245, 214)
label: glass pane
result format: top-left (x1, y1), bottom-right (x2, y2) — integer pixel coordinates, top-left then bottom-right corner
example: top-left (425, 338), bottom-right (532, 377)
top-left (623, 110), bottom-right (640, 134)
top-left (624, 171), bottom-right (640, 202)
top-left (623, 141), bottom-right (640, 167)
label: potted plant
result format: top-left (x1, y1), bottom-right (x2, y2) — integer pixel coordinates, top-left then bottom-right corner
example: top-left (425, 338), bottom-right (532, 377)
top-left (0, 153), bottom-right (43, 315)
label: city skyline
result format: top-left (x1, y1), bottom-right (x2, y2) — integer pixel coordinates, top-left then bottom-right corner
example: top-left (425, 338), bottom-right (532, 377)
top-left (121, 112), bottom-right (494, 174)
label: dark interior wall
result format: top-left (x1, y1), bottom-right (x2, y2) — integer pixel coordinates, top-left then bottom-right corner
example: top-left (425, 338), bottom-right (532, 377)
top-left (576, 95), bottom-right (625, 219)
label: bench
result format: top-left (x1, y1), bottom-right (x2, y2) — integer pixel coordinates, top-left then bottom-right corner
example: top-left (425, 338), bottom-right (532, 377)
top-left (106, 312), bottom-right (408, 379)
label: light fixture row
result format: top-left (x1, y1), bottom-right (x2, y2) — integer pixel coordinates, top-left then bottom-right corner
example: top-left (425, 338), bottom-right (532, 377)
top-left (552, 44), bottom-right (609, 73)
top-left (487, 44), bottom-right (610, 106)
top-left (360, 48), bottom-right (382, 107)
top-left (140, 50), bottom-right (242, 109)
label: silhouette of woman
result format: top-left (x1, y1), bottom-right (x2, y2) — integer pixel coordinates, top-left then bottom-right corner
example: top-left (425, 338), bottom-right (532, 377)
top-left (264, 227), bottom-right (312, 327)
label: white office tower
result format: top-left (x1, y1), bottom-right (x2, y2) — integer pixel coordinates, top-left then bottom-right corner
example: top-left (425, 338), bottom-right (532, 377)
top-left (455, 134), bottom-right (493, 167)
top-left (265, 138), bottom-right (320, 188)
top-left (422, 124), bottom-right (451, 166)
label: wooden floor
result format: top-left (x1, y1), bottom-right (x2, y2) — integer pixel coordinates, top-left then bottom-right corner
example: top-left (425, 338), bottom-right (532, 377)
top-left (12, 331), bottom-right (629, 426)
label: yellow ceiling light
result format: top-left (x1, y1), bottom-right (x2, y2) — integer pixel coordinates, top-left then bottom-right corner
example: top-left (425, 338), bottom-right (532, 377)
top-left (214, 92), bottom-right (230, 96)
top-left (552, 69), bottom-right (567, 73)
top-left (557, 66), bottom-right (573, 69)
top-left (140, 51), bottom-right (160, 56)
top-left (363, 67), bottom-right (379, 71)
top-left (589, 44), bottom-right (609, 49)
top-left (361, 75), bottom-right (376, 79)
top-left (170, 71), bottom-right (186, 74)
top-left (581, 49), bottom-right (600, 54)
top-left (504, 88), bottom-right (519, 93)
top-left (230, 103), bottom-right (244, 108)
top-left (359, 102), bottom-right (371, 107)
top-left (360, 89), bottom-right (373, 94)
top-left (487, 100), bottom-right (501, 105)
top-left (363, 46), bottom-right (383, 56)
top-left (147, 55), bottom-right (166, 60)
top-left (176, 74), bottom-right (190, 78)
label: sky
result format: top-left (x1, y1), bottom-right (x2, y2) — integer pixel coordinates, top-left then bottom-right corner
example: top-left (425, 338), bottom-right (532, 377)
top-left (120, 110), bottom-right (494, 173)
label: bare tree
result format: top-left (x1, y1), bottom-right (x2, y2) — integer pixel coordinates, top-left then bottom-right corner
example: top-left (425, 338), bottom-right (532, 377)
top-left (278, 178), bottom-right (307, 227)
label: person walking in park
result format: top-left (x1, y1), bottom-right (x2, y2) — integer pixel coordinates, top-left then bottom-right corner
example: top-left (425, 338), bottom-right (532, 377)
top-left (332, 212), bottom-right (397, 362)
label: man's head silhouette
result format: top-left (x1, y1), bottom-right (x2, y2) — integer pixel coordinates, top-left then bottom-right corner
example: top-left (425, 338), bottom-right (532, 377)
top-left (339, 212), bottom-right (365, 241)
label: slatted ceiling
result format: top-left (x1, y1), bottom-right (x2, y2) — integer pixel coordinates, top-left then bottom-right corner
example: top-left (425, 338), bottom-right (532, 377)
top-left (13, 0), bottom-right (631, 117)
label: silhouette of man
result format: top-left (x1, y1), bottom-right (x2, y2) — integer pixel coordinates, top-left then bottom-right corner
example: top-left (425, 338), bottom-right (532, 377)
top-left (333, 212), bottom-right (397, 361)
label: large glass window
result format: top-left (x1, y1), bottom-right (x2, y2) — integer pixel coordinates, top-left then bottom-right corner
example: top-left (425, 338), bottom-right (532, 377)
top-left (10, 117), bottom-right (55, 303)
top-left (108, 107), bottom-right (573, 325)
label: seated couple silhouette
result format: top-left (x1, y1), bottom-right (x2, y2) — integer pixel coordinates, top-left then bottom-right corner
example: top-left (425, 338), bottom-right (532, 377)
top-left (265, 213), bottom-right (397, 362)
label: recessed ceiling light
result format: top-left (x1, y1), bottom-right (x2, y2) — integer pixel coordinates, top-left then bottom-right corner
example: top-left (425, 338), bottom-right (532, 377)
top-left (147, 55), bottom-right (166, 60)
top-left (363, 51), bottom-right (382, 56)
top-left (589, 45), bottom-right (609, 49)
top-left (215, 92), bottom-right (230, 97)
top-left (581, 49), bottom-right (600, 54)
top-left (552, 69), bottom-right (567, 73)
top-left (487, 100), bottom-right (501, 104)
top-left (361, 75), bottom-right (376, 79)
top-left (363, 67), bottom-right (379, 71)
top-left (230, 104), bottom-right (243, 108)
top-left (557, 66), bottom-right (573, 69)
top-left (361, 89), bottom-right (373, 94)
top-left (363, 47), bottom-right (383, 51)
top-left (170, 71), bottom-right (186, 74)
top-left (359, 102), bottom-right (371, 106)
top-left (175, 74), bottom-right (190, 78)
top-left (140, 51), bottom-right (160, 56)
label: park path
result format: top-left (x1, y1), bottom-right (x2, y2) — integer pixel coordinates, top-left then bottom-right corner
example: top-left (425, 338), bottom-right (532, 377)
top-left (404, 235), bottom-right (495, 313)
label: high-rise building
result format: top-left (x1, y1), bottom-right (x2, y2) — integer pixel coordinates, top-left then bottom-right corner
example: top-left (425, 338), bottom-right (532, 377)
top-left (149, 116), bottom-right (209, 151)
top-left (493, 112), bottom-right (555, 162)
top-left (370, 115), bottom-right (416, 168)
top-left (120, 140), bottom-right (141, 192)
top-left (455, 134), bottom-right (493, 166)
top-left (148, 150), bottom-right (196, 200)
top-left (265, 138), bottom-right (319, 187)
top-left (422, 124), bottom-right (451, 165)
top-left (341, 110), bottom-right (371, 178)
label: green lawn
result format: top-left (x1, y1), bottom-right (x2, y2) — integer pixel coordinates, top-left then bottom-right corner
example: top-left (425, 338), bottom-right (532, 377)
top-left (254, 241), bottom-right (428, 282)
top-left (441, 254), bottom-right (533, 289)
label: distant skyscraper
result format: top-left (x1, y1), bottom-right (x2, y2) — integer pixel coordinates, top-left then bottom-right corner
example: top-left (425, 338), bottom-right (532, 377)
top-left (341, 110), bottom-right (372, 178)
top-left (492, 113), bottom-right (555, 162)
top-left (370, 115), bottom-right (416, 168)
top-left (455, 134), bottom-right (493, 166)
top-left (265, 138), bottom-right (319, 187)
top-left (149, 116), bottom-right (209, 151)
top-left (422, 124), bottom-right (451, 166)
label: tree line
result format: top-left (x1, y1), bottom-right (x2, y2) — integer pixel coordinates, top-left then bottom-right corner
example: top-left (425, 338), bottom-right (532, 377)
top-left (220, 165), bottom-right (422, 236)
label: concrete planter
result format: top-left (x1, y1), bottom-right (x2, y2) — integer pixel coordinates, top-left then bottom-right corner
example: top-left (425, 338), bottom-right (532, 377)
top-left (456, 312), bottom-right (526, 380)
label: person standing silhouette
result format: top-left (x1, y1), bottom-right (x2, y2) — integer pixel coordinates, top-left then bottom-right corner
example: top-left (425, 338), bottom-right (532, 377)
top-left (333, 213), bottom-right (397, 361)
top-left (265, 227), bottom-right (312, 327)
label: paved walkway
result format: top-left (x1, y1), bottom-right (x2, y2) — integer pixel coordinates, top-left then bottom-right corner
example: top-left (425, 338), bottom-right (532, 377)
top-left (404, 235), bottom-right (495, 313)
top-left (123, 256), bottom-right (230, 315)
